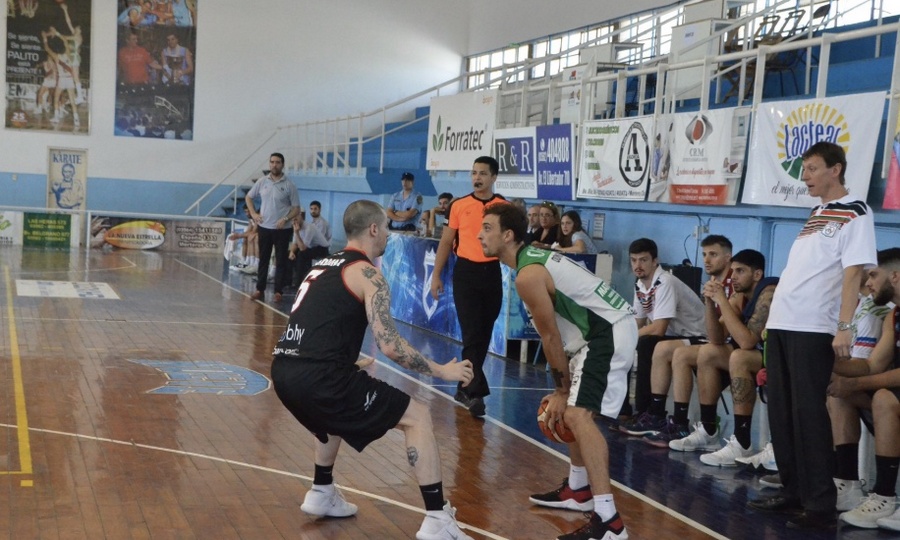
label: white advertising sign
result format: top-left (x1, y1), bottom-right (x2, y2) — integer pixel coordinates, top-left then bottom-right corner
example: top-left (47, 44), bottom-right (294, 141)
top-left (741, 92), bottom-right (884, 207)
top-left (494, 127), bottom-right (537, 199)
top-left (576, 116), bottom-right (655, 200)
top-left (426, 90), bottom-right (498, 171)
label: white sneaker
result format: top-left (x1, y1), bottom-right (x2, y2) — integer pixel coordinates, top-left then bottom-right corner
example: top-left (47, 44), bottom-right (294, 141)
top-left (668, 422), bottom-right (720, 452)
top-left (835, 478), bottom-right (866, 512)
top-left (416, 501), bottom-right (473, 540)
top-left (300, 484), bottom-right (358, 518)
top-left (876, 505), bottom-right (900, 531)
top-left (734, 441), bottom-right (777, 472)
top-left (699, 435), bottom-right (753, 467)
top-left (840, 493), bottom-right (896, 528)
top-left (759, 474), bottom-right (782, 488)
top-left (240, 265), bottom-right (258, 275)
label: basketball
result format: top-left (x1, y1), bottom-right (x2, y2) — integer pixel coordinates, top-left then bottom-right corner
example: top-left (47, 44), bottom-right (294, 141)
top-left (537, 401), bottom-right (576, 443)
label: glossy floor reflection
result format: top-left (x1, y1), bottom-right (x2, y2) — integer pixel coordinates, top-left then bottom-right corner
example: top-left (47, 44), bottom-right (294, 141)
top-left (0, 247), bottom-right (885, 539)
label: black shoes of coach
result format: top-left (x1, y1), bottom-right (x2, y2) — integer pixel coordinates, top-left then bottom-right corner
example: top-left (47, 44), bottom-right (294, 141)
top-left (747, 494), bottom-right (803, 514)
top-left (786, 510), bottom-right (837, 530)
top-left (454, 390), bottom-right (486, 418)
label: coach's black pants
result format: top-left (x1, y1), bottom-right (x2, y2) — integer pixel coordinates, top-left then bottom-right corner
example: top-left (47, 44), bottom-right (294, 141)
top-left (766, 329), bottom-right (837, 513)
top-left (256, 226), bottom-right (293, 295)
top-left (452, 258), bottom-right (502, 399)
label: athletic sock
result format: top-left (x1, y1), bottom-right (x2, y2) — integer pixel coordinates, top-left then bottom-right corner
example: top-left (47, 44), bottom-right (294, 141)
top-left (313, 464), bottom-right (334, 486)
top-left (649, 393), bottom-right (667, 417)
top-left (419, 481), bottom-right (445, 511)
top-left (673, 402), bottom-right (690, 426)
top-left (568, 465), bottom-right (589, 491)
top-left (733, 414), bottom-right (752, 449)
top-left (700, 404), bottom-right (718, 436)
top-left (593, 494), bottom-right (616, 521)
top-left (834, 444), bottom-right (860, 481)
top-left (873, 455), bottom-right (900, 496)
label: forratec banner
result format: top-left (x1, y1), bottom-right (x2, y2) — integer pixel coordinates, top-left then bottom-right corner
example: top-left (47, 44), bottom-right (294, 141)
top-left (577, 116), bottom-right (654, 201)
top-left (741, 92), bottom-right (883, 207)
top-left (536, 123), bottom-right (576, 201)
top-left (426, 90), bottom-right (498, 171)
top-left (494, 127), bottom-right (537, 199)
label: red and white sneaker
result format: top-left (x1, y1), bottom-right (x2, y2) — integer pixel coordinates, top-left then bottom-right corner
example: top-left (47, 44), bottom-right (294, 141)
top-left (529, 478), bottom-right (593, 511)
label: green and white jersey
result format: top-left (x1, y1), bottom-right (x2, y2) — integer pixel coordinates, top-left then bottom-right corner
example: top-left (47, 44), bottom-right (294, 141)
top-left (516, 246), bottom-right (634, 354)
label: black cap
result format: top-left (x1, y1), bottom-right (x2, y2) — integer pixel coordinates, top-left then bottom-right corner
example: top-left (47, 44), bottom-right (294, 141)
top-left (401, 172), bottom-right (415, 181)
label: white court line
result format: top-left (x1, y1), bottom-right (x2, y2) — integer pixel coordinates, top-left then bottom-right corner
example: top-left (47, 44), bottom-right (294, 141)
top-left (0, 423), bottom-right (505, 540)
top-left (177, 256), bottom-right (727, 540)
top-left (361, 355), bottom-right (729, 540)
top-left (173, 258), bottom-right (289, 318)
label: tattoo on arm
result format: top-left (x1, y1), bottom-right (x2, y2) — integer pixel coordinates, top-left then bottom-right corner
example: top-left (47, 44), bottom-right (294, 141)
top-left (363, 267), bottom-right (433, 376)
top-left (731, 377), bottom-right (755, 406)
top-left (551, 368), bottom-right (566, 389)
top-left (747, 288), bottom-right (774, 338)
top-left (407, 446), bottom-right (419, 467)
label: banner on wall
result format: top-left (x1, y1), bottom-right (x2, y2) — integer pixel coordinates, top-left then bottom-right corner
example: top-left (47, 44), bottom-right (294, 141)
top-left (741, 93), bottom-right (884, 207)
top-left (114, 0), bottom-right (198, 140)
top-left (536, 123), bottom-right (576, 201)
top-left (5, 0), bottom-right (92, 133)
top-left (426, 90), bottom-right (498, 171)
top-left (577, 116), bottom-right (655, 201)
top-left (90, 216), bottom-right (225, 253)
top-left (648, 108), bottom-right (749, 205)
top-left (0, 211), bottom-right (24, 246)
top-left (494, 127), bottom-right (537, 199)
top-left (47, 147), bottom-right (87, 209)
top-left (883, 106), bottom-right (900, 209)
top-left (23, 212), bottom-right (71, 248)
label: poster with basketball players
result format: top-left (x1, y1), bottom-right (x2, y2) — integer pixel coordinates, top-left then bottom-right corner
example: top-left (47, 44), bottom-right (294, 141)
top-left (114, 0), bottom-right (197, 140)
top-left (5, 0), bottom-right (91, 133)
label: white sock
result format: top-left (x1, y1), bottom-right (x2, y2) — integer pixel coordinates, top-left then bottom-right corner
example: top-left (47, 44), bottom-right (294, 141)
top-left (593, 494), bottom-right (616, 521)
top-left (568, 465), bottom-right (589, 490)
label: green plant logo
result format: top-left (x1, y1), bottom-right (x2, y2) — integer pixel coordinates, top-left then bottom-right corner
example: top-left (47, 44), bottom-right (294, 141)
top-left (432, 116), bottom-right (444, 151)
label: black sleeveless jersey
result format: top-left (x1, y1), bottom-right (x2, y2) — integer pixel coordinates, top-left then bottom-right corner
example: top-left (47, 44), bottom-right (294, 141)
top-left (273, 249), bottom-right (371, 365)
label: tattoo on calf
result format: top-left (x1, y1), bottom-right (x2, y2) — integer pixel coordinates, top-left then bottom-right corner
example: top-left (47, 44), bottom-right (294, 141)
top-left (407, 446), bottom-right (419, 467)
top-left (732, 377), bottom-right (755, 405)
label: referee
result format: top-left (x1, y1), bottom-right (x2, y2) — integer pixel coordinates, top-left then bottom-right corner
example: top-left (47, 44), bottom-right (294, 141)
top-left (430, 156), bottom-right (508, 418)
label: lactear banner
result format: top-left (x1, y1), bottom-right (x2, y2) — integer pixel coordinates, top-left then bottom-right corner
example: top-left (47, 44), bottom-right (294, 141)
top-left (742, 93), bottom-right (884, 207)
top-left (648, 108), bottom-right (749, 205)
top-left (577, 116), bottom-right (654, 200)
top-left (6, 0), bottom-right (92, 133)
top-left (494, 127), bottom-right (537, 199)
top-left (536, 124), bottom-right (576, 201)
top-left (427, 90), bottom-right (498, 171)
top-left (883, 105), bottom-right (900, 209)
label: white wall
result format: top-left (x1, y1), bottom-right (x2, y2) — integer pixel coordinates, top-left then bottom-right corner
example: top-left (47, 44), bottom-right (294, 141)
top-left (465, 0), bottom-right (679, 54)
top-left (0, 0), bottom-right (468, 185)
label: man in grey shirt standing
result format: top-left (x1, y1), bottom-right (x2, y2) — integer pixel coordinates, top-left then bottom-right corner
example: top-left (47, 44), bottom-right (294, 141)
top-left (245, 152), bottom-right (300, 302)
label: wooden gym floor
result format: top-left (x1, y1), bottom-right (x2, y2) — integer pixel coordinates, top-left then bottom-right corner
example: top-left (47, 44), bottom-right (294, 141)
top-left (0, 246), bottom-right (879, 539)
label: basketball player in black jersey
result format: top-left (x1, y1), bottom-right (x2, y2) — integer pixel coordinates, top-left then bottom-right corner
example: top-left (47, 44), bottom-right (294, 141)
top-left (271, 200), bottom-right (475, 540)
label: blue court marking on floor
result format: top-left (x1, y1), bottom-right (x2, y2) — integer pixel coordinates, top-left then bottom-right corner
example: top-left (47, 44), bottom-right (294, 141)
top-left (129, 359), bottom-right (271, 395)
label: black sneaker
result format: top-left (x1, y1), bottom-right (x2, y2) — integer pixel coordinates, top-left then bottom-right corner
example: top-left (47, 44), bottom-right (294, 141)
top-left (529, 478), bottom-right (593, 511)
top-left (454, 390), bottom-right (485, 418)
top-left (621, 412), bottom-right (666, 436)
top-left (557, 512), bottom-right (627, 540)
top-left (787, 510), bottom-right (837, 530)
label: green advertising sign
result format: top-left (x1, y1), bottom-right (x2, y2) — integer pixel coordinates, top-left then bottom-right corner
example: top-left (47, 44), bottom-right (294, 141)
top-left (23, 213), bottom-right (71, 248)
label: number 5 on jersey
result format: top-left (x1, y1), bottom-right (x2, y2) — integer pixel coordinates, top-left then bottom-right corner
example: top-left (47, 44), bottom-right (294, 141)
top-left (291, 268), bottom-right (326, 312)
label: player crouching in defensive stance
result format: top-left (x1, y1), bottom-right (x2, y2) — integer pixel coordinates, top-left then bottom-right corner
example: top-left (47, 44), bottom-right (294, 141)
top-left (479, 204), bottom-right (636, 540)
top-left (271, 200), bottom-right (475, 540)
